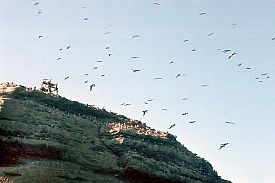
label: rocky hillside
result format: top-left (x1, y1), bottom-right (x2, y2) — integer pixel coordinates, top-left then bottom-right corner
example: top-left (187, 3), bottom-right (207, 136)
top-left (0, 83), bottom-right (231, 183)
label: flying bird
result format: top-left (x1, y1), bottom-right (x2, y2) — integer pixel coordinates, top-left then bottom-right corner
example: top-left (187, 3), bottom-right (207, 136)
top-left (228, 52), bottom-right (238, 59)
top-left (84, 80), bottom-right (88, 84)
top-left (84, 17), bottom-right (88, 21)
top-left (38, 10), bottom-right (42, 15)
top-left (189, 121), bottom-right (196, 123)
top-left (261, 73), bottom-right (268, 76)
top-left (169, 124), bottom-right (176, 129)
top-left (93, 66), bottom-right (98, 70)
top-left (132, 35), bottom-right (140, 38)
top-left (182, 98), bottom-right (188, 101)
top-left (182, 113), bottom-right (188, 116)
top-left (218, 143), bottom-right (229, 150)
top-left (38, 35), bottom-right (43, 38)
top-left (96, 60), bottom-right (103, 63)
top-left (132, 68), bottom-right (141, 72)
top-left (66, 46), bottom-right (71, 49)
top-left (57, 57), bottom-right (62, 60)
top-left (59, 48), bottom-right (63, 51)
top-left (169, 61), bottom-right (174, 64)
top-left (272, 37), bottom-right (275, 40)
top-left (207, 33), bottom-right (214, 36)
top-left (131, 56), bottom-right (139, 59)
top-left (153, 2), bottom-right (160, 5)
top-left (176, 74), bottom-right (181, 78)
top-left (34, 2), bottom-right (39, 6)
top-left (238, 63), bottom-right (242, 66)
top-left (198, 12), bottom-right (206, 15)
top-left (104, 31), bottom-right (111, 35)
top-left (161, 108), bottom-right (168, 111)
top-left (245, 67), bottom-right (251, 70)
top-left (183, 39), bottom-right (189, 43)
top-left (154, 77), bottom-right (163, 80)
top-left (90, 84), bottom-right (95, 91)
top-left (222, 49), bottom-right (231, 53)
top-left (201, 84), bottom-right (209, 87)
top-left (142, 110), bottom-right (148, 116)
top-left (147, 99), bottom-right (154, 102)
top-left (225, 121), bottom-right (235, 125)
top-left (108, 53), bottom-right (112, 56)
top-left (64, 76), bottom-right (70, 80)
top-left (191, 49), bottom-right (196, 52)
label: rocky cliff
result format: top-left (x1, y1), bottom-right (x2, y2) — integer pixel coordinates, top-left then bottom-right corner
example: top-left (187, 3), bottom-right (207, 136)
top-left (0, 83), bottom-right (231, 183)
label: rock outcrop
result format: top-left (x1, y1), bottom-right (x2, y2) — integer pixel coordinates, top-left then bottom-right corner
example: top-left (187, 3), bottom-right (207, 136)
top-left (0, 83), bottom-right (231, 183)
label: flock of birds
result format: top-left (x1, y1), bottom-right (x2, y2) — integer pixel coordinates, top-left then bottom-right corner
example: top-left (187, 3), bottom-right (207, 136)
top-left (32, 1), bottom-right (273, 151)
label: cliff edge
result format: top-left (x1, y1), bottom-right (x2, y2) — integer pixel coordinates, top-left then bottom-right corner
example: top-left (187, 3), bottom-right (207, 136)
top-left (0, 83), bottom-right (231, 183)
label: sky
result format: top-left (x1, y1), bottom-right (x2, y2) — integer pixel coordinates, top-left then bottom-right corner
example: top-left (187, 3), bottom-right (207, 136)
top-left (1, 0), bottom-right (275, 182)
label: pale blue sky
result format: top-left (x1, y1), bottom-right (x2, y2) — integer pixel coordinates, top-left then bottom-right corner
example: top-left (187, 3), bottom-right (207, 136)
top-left (1, 1), bottom-right (275, 183)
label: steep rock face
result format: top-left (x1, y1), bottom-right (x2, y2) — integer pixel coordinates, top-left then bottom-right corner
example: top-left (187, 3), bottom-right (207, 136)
top-left (0, 84), bottom-right (231, 183)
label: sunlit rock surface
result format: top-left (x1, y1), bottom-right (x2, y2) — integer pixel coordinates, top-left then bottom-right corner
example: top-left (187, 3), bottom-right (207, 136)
top-left (0, 83), bottom-right (231, 183)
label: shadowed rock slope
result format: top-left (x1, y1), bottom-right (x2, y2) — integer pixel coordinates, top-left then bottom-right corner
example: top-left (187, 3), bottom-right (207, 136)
top-left (0, 84), bottom-right (231, 183)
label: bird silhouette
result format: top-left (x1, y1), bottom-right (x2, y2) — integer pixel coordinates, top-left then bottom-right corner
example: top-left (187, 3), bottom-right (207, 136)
top-left (38, 35), bottom-right (43, 38)
top-left (57, 57), bottom-right (62, 60)
top-left (198, 12), bottom-right (206, 15)
top-left (161, 108), bottom-right (168, 111)
top-left (208, 33), bottom-right (214, 36)
top-left (131, 56), bottom-right (139, 59)
top-left (90, 84), bottom-right (95, 91)
top-left (66, 46), bottom-right (71, 49)
top-left (155, 77), bottom-right (163, 80)
top-left (222, 49), bottom-right (231, 53)
top-left (132, 68), bottom-right (141, 72)
top-left (64, 76), bottom-right (70, 80)
top-left (201, 84), bottom-right (209, 87)
top-left (218, 143), bottom-right (229, 150)
top-left (84, 80), bottom-right (88, 84)
top-left (238, 63), bottom-right (242, 66)
top-left (191, 49), bottom-right (196, 52)
top-left (272, 37), bottom-right (275, 40)
top-left (154, 2), bottom-right (160, 5)
top-left (132, 35), bottom-right (140, 38)
top-left (228, 52), bottom-right (238, 59)
top-left (147, 99), bottom-right (154, 102)
top-left (183, 39), bottom-right (189, 43)
top-left (182, 98), bottom-right (188, 101)
top-left (169, 124), bottom-right (176, 129)
top-left (225, 121), bottom-right (235, 125)
top-left (142, 110), bottom-right (148, 116)
top-left (182, 113), bottom-right (188, 116)
top-left (84, 18), bottom-right (88, 21)
top-left (96, 60), bottom-right (103, 63)
top-left (34, 2), bottom-right (39, 6)
top-left (189, 121), bottom-right (196, 123)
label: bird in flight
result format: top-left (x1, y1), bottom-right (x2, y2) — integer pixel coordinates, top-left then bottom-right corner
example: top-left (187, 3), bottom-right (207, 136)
top-left (131, 56), bottom-right (139, 59)
top-left (132, 35), bottom-right (140, 38)
top-left (38, 10), bottom-right (42, 15)
top-left (84, 80), bottom-right (88, 84)
top-left (238, 63), bottom-right (242, 66)
top-left (93, 66), bottom-right (98, 70)
top-left (182, 113), bottom-right (188, 116)
top-left (169, 61), bottom-right (174, 64)
top-left (132, 68), bottom-right (141, 72)
top-left (191, 49), bottom-right (196, 52)
top-left (183, 39), bottom-right (189, 43)
top-left (261, 73), bottom-right (268, 76)
top-left (225, 121), bottom-right (235, 125)
top-left (90, 84), bottom-right (95, 91)
top-left (96, 60), bottom-right (103, 63)
top-left (153, 2), bottom-right (160, 5)
top-left (189, 121), bottom-right (196, 124)
top-left (208, 33), bottom-right (214, 36)
top-left (59, 48), bottom-right (63, 52)
top-left (147, 99), bottom-right (154, 102)
top-left (198, 12), bottom-right (206, 15)
top-left (182, 98), bottom-right (188, 101)
top-left (222, 49), bottom-right (231, 53)
top-left (57, 57), bottom-right (62, 60)
top-left (34, 2), bottom-right (39, 6)
top-left (272, 37), bottom-right (275, 40)
top-left (38, 35), bottom-right (43, 38)
top-left (66, 46), bottom-right (71, 49)
top-left (201, 84), bottom-right (209, 87)
top-left (108, 53), bottom-right (112, 57)
top-left (218, 143), bottom-right (229, 150)
top-left (228, 52), bottom-right (238, 59)
top-left (84, 18), bottom-right (88, 21)
top-left (142, 110), bottom-right (148, 116)
top-left (104, 31), bottom-right (111, 35)
top-left (176, 74), bottom-right (187, 78)
top-left (155, 77), bottom-right (163, 80)
top-left (64, 76), bottom-right (70, 80)
top-left (161, 108), bottom-right (168, 111)
top-left (169, 124), bottom-right (176, 129)
top-left (245, 67), bottom-right (251, 70)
